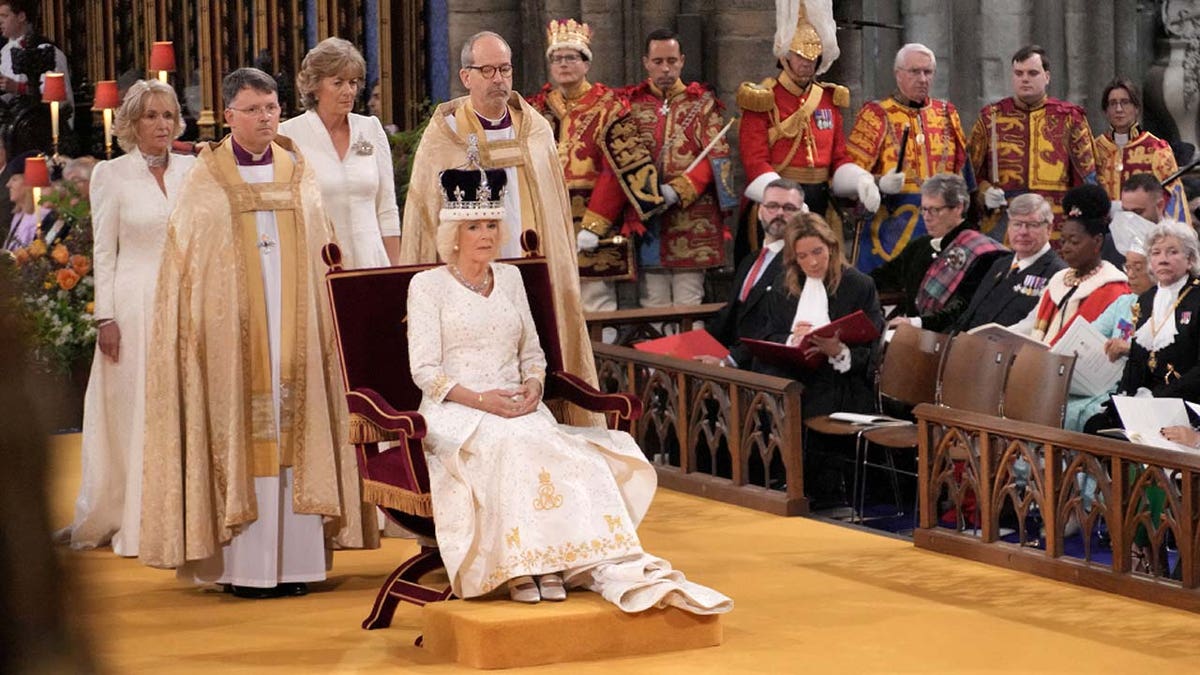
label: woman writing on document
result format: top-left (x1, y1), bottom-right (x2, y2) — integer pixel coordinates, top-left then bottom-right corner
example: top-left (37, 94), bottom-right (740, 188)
top-left (762, 213), bottom-right (884, 419)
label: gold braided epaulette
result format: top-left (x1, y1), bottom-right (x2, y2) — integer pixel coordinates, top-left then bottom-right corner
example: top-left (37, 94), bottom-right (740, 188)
top-left (818, 82), bottom-right (850, 108)
top-left (737, 78), bottom-right (776, 113)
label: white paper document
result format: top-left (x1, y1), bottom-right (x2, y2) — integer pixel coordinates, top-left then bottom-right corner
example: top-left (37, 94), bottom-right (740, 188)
top-left (1049, 317), bottom-right (1125, 398)
top-left (1112, 395), bottom-right (1195, 452)
top-left (828, 412), bottom-right (910, 426)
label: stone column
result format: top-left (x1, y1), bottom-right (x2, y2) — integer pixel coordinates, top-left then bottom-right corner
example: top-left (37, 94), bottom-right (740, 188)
top-left (445, 0), bottom-right (522, 98)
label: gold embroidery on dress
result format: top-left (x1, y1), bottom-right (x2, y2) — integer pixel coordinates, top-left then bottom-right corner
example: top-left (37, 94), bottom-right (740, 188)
top-left (533, 468), bottom-right (564, 510)
top-left (505, 527), bottom-right (521, 549)
top-left (604, 514), bottom-right (624, 533)
top-left (483, 532), bottom-right (639, 589)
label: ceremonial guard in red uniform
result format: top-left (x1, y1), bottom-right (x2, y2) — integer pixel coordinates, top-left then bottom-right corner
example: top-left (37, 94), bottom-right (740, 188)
top-left (1094, 78), bottom-right (1192, 226)
top-left (589, 28), bottom-right (733, 309)
top-left (736, 0), bottom-right (878, 265)
top-left (527, 19), bottom-right (663, 334)
top-left (967, 45), bottom-right (1097, 245)
top-left (844, 43), bottom-right (973, 272)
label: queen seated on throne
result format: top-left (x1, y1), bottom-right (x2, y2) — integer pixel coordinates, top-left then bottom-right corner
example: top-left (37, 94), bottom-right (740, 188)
top-left (405, 166), bottom-right (731, 612)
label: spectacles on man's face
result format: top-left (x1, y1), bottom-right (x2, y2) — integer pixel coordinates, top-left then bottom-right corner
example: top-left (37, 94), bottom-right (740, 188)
top-left (465, 64), bottom-right (514, 79)
top-left (920, 204), bottom-right (951, 216)
top-left (227, 103), bottom-right (281, 117)
top-left (1008, 218), bottom-right (1048, 230)
top-left (761, 202), bottom-right (801, 214)
top-left (550, 54), bottom-right (582, 65)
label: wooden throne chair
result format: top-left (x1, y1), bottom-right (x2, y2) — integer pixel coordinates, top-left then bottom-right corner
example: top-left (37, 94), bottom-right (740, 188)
top-left (322, 232), bottom-right (643, 631)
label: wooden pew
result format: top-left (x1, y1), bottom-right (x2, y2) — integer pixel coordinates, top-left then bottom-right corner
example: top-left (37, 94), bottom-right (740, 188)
top-left (914, 402), bottom-right (1200, 612)
top-left (585, 303), bottom-right (726, 344)
top-left (592, 343), bottom-right (807, 516)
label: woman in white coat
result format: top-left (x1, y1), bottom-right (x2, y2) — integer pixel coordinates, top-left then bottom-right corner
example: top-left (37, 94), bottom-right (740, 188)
top-left (280, 37), bottom-right (399, 268)
top-left (58, 80), bottom-right (196, 555)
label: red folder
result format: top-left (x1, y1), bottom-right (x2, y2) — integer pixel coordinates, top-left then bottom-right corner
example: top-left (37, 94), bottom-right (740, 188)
top-left (742, 310), bottom-right (880, 370)
top-left (633, 329), bottom-right (731, 360)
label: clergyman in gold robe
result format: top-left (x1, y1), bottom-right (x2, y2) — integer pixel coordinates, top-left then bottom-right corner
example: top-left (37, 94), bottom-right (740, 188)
top-left (140, 68), bottom-right (371, 598)
top-left (400, 30), bottom-right (600, 425)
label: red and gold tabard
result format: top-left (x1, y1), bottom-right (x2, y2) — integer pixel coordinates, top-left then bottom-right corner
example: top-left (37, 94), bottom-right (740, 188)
top-left (737, 70), bottom-right (851, 191)
top-left (967, 96), bottom-right (1097, 242)
top-left (595, 79), bottom-right (729, 270)
top-left (1095, 126), bottom-right (1192, 226)
top-left (845, 95), bottom-right (971, 271)
top-left (527, 81), bottom-right (637, 280)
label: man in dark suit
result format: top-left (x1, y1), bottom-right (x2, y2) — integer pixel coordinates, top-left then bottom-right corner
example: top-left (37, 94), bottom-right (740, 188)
top-left (955, 193), bottom-right (1066, 331)
top-left (700, 178), bottom-right (803, 370)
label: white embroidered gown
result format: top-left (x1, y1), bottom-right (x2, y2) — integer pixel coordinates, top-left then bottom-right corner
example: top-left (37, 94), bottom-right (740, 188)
top-left (407, 263), bottom-right (731, 614)
top-left (278, 111), bottom-right (398, 269)
top-left (62, 150), bottom-right (195, 556)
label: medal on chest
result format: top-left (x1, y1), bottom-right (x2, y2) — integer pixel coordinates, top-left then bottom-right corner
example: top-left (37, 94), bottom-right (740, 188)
top-left (814, 109), bottom-right (833, 130)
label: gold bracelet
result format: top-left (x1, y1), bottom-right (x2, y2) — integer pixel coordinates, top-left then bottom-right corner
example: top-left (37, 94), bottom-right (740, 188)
top-left (478, 392), bottom-right (483, 404)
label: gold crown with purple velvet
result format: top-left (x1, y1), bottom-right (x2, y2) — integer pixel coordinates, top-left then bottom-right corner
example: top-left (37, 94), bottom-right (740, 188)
top-left (545, 18), bottom-right (592, 60)
top-left (439, 167), bottom-right (507, 221)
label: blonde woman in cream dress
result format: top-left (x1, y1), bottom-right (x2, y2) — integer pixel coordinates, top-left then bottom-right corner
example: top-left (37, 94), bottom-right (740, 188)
top-left (58, 80), bottom-right (196, 556)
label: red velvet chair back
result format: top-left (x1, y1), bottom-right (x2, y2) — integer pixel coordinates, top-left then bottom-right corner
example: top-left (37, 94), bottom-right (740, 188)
top-left (322, 246), bottom-right (565, 410)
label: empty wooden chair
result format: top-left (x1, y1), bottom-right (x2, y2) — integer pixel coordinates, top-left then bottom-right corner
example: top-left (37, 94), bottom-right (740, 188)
top-left (1002, 345), bottom-right (1076, 428)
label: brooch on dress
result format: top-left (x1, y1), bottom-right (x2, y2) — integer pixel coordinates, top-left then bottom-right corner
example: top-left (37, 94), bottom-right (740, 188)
top-left (351, 134), bottom-right (374, 156)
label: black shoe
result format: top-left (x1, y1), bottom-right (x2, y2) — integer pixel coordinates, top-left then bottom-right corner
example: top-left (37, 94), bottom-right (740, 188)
top-left (230, 584), bottom-right (288, 599)
top-left (279, 582), bottom-right (309, 597)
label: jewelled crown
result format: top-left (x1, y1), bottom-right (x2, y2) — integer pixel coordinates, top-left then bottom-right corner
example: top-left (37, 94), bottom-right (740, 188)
top-left (438, 167), bottom-right (508, 221)
top-left (545, 18), bottom-right (592, 60)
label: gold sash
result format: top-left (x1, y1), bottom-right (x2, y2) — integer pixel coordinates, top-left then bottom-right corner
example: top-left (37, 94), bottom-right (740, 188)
top-left (207, 140), bottom-right (307, 476)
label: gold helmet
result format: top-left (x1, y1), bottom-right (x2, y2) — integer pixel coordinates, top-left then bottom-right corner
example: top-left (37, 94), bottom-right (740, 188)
top-left (545, 18), bottom-right (592, 61)
top-left (774, 0), bottom-right (838, 74)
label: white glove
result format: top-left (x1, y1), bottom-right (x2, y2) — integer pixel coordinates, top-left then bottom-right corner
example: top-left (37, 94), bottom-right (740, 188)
top-left (984, 186), bottom-right (1007, 210)
top-left (576, 229), bottom-right (600, 252)
top-left (878, 170), bottom-right (905, 195)
top-left (856, 174), bottom-right (881, 213)
top-left (661, 183), bottom-right (680, 207)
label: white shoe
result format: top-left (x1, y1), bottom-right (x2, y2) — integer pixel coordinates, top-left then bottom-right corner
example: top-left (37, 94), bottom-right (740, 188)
top-left (537, 573), bottom-right (567, 602)
top-left (508, 576), bottom-right (540, 604)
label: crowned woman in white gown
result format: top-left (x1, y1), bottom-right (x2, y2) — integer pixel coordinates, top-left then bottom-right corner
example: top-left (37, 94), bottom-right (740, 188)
top-left (59, 81), bottom-right (196, 556)
top-left (406, 166), bottom-right (730, 613)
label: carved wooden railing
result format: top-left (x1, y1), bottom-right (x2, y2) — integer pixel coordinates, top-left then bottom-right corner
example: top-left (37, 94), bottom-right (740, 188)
top-left (592, 343), bottom-right (806, 516)
top-left (915, 403), bottom-right (1200, 612)
top-left (584, 303), bottom-right (725, 344)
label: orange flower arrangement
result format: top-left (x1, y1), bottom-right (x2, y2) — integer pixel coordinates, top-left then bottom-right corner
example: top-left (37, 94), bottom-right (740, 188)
top-left (7, 178), bottom-right (95, 372)
top-left (70, 254), bottom-right (90, 277)
top-left (56, 268), bottom-right (80, 290)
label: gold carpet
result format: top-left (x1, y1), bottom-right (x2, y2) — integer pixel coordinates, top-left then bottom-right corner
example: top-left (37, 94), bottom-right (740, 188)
top-left (45, 433), bottom-right (1200, 674)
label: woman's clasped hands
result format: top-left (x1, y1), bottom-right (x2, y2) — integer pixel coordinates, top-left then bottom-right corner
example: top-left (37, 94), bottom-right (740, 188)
top-left (479, 379), bottom-right (542, 418)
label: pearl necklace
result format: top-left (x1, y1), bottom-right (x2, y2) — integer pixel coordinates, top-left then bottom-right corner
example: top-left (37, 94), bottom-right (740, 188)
top-left (144, 152), bottom-right (169, 169)
top-left (449, 264), bottom-right (492, 295)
